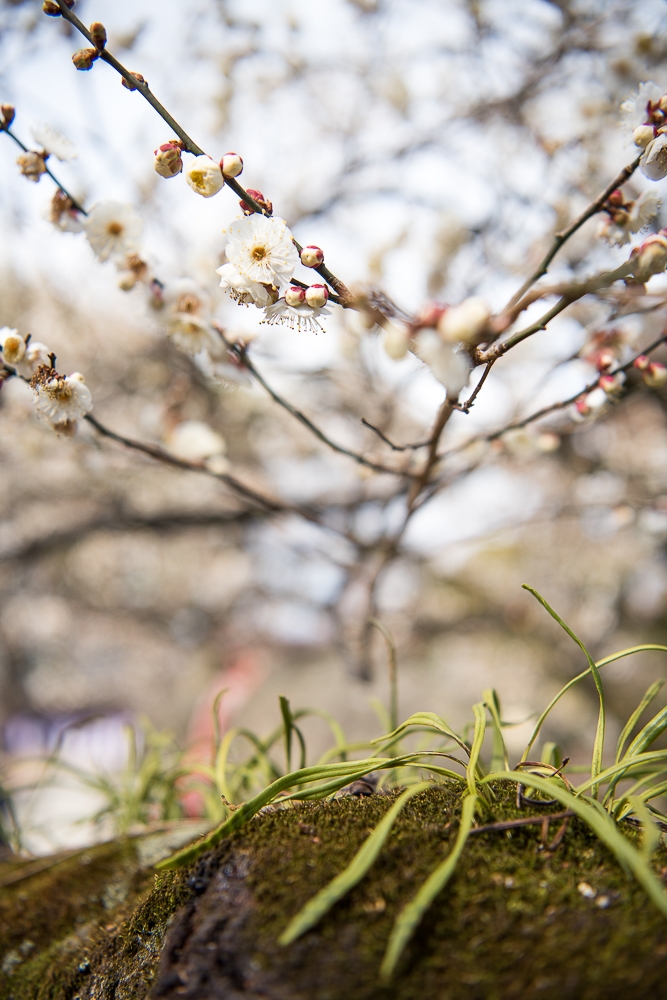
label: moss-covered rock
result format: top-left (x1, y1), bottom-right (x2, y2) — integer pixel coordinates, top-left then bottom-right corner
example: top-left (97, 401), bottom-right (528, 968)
top-left (2, 785), bottom-right (667, 999)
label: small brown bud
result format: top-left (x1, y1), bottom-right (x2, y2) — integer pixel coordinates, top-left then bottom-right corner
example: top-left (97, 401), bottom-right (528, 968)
top-left (239, 188), bottom-right (272, 215)
top-left (607, 188), bottom-right (624, 207)
top-left (0, 104), bottom-right (15, 129)
top-left (89, 22), bottom-right (107, 50)
top-left (43, 0), bottom-right (74, 12)
top-left (17, 151), bottom-right (47, 183)
top-left (72, 47), bottom-right (99, 71)
top-left (121, 72), bottom-right (146, 92)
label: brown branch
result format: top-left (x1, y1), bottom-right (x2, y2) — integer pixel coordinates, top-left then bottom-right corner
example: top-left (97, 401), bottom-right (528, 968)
top-left (360, 417), bottom-right (432, 452)
top-left (503, 153), bottom-right (643, 313)
top-left (216, 328), bottom-right (408, 477)
top-left (456, 360), bottom-right (495, 412)
top-left (406, 396), bottom-right (457, 509)
top-left (84, 414), bottom-right (327, 528)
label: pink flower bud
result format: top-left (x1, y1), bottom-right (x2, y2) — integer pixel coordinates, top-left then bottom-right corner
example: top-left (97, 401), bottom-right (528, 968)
top-left (630, 230), bottom-right (667, 282)
top-left (90, 22), bottom-right (107, 50)
top-left (300, 245), bottom-right (324, 268)
top-left (414, 302), bottom-right (446, 329)
top-left (285, 286), bottom-right (306, 307)
top-left (220, 152), bottom-right (243, 178)
top-left (596, 352), bottom-right (615, 371)
top-left (599, 372), bottom-right (625, 395)
top-left (643, 362), bottom-right (667, 388)
top-left (607, 189), bottom-right (624, 207)
top-left (72, 47), bottom-right (99, 71)
top-left (154, 142), bottom-right (183, 178)
top-left (239, 189), bottom-right (272, 215)
top-left (305, 284), bottom-right (329, 309)
top-left (634, 355), bottom-right (651, 371)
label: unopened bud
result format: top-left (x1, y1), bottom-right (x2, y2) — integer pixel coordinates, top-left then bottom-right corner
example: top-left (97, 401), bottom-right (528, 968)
top-left (89, 22), bottom-right (107, 50)
top-left (239, 188), bottom-right (272, 215)
top-left (596, 352), bottom-right (615, 371)
top-left (382, 323), bottom-right (410, 360)
top-left (1, 334), bottom-right (26, 366)
top-left (121, 72), bottom-right (146, 92)
top-left (42, 0), bottom-right (73, 12)
top-left (305, 284), bottom-right (329, 309)
top-left (0, 104), bottom-right (15, 129)
top-left (630, 230), bottom-right (667, 283)
top-left (643, 361), bottom-right (667, 388)
top-left (437, 297), bottom-right (490, 344)
top-left (634, 355), bottom-right (651, 371)
top-left (220, 152), bottom-right (243, 178)
top-left (607, 189), bottom-right (624, 207)
top-left (154, 142), bottom-right (183, 178)
top-left (300, 245), bottom-right (324, 268)
top-left (185, 155), bottom-right (224, 198)
top-left (599, 372), bottom-right (625, 395)
top-left (72, 47), bottom-right (99, 71)
top-left (414, 301), bottom-right (446, 330)
top-left (16, 151), bottom-right (47, 182)
top-left (285, 286), bottom-right (306, 307)
top-left (633, 124), bottom-right (656, 148)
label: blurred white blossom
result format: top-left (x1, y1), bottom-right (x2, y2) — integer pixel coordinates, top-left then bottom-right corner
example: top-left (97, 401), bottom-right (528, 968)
top-left (30, 122), bottom-right (77, 161)
top-left (84, 201), bottom-right (143, 262)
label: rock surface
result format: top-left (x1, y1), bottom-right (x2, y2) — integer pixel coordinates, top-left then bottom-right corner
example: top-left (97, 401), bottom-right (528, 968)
top-left (2, 785), bottom-right (667, 1000)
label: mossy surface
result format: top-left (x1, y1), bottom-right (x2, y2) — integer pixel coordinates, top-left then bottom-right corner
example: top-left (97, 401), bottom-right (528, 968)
top-left (2, 785), bottom-right (667, 999)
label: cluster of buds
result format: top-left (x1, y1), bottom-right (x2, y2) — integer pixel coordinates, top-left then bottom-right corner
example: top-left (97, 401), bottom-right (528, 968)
top-left (581, 329), bottom-right (627, 371)
top-left (154, 140), bottom-right (184, 178)
top-left (629, 230), bottom-right (667, 283)
top-left (71, 22), bottom-right (107, 72)
top-left (42, 0), bottom-right (74, 15)
top-left (632, 92), bottom-right (667, 149)
top-left (16, 151), bottom-right (47, 183)
top-left (285, 284), bottom-right (329, 309)
top-left (597, 188), bottom-right (661, 247)
top-left (300, 246), bottom-right (324, 268)
top-left (239, 188), bottom-right (272, 215)
top-left (0, 104), bottom-right (15, 129)
top-left (634, 354), bottom-right (667, 388)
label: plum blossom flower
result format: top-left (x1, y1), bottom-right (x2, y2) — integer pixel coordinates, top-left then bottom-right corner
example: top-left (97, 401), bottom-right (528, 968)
top-left (30, 365), bottom-right (92, 433)
top-left (597, 190), bottom-right (661, 246)
top-left (437, 297), bottom-right (490, 345)
top-left (30, 122), bottom-right (77, 161)
top-left (620, 82), bottom-right (665, 135)
top-left (0, 328), bottom-right (25, 367)
top-left (413, 328), bottom-right (471, 396)
top-left (629, 230), bottom-right (667, 282)
top-left (185, 155), bottom-right (224, 197)
top-left (84, 201), bottom-right (143, 262)
top-left (641, 134), bottom-right (667, 181)
top-left (224, 215), bottom-right (298, 290)
top-left (215, 262), bottom-right (274, 307)
top-left (163, 279), bottom-right (216, 355)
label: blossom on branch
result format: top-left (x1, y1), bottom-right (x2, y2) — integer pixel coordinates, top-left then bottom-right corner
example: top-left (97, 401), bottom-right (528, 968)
top-left (597, 189), bottom-right (661, 246)
top-left (0, 328), bottom-right (25, 366)
top-left (215, 263), bottom-right (275, 307)
top-left (30, 122), bottom-right (77, 161)
top-left (30, 365), bottom-right (92, 434)
top-left (163, 279), bottom-right (216, 355)
top-left (437, 297), bottom-right (490, 345)
top-left (220, 153), bottom-right (243, 179)
top-left (629, 229), bottom-right (667, 282)
top-left (49, 190), bottom-right (83, 233)
top-left (262, 287), bottom-right (331, 333)
top-left (84, 201), bottom-right (143, 262)
top-left (16, 151), bottom-right (46, 182)
top-left (154, 142), bottom-right (183, 178)
top-left (413, 328), bottom-right (470, 395)
top-left (224, 215), bottom-right (298, 290)
top-left (621, 82), bottom-right (666, 135)
top-left (185, 156), bottom-right (224, 197)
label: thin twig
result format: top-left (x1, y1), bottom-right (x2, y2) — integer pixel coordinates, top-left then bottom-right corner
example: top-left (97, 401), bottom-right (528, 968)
top-left (407, 396), bottom-right (457, 508)
top-left (457, 360), bottom-right (495, 412)
top-left (503, 153), bottom-right (643, 313)
top-left (468, 809), bottom-right (575, 836)
top-left (215, 327), bottom-right (408, 477)
top-left (0, 124), bottom-right (87, 215)
top-left (52, 0), bottom-right (355, 304)
top-left (360, 417), bottom-right (432, 452)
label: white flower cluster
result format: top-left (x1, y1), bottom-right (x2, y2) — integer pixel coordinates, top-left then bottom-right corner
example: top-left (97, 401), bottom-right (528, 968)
top-left (0, 328), bottom-right (92, 435)
top-left (597, 190), bottom-right (661, 246)
top-left (216, 215), bottom-right (333, 333)
top-left (382, 298), bottom-right (490, 398)
top-left (622, 82), bottom-right (667, 181)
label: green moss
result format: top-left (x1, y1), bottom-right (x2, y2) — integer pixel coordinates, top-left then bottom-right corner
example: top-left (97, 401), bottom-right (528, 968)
top-left (2, 787), bottom-right (667, 999)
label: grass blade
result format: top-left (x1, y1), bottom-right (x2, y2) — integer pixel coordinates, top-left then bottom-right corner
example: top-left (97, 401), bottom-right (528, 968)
top-left (484, 689), bottom-right (509, 772)
top-left (627, 795), bottom-right (662, 860)
top-left (380, 793), bottom-right (478, 980)
top-left (371, 713), bottom-right (471, 757)
top-left (467, 703), bottom-right (487, 796)
top-left (615, 680), bottom-right (665, 764)
top-left (279, 781), bottom-right (431, 946)
top-left (522, 585), bottom-right (605, 796)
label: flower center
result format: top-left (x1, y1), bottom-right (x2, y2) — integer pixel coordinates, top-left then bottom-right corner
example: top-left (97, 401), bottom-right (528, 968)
top-left (176, 293), bottom-right (200, 314)
top-left (107, 222), bottom-right (123, 236)
top-left (251, 245), bottom-right (267, 261)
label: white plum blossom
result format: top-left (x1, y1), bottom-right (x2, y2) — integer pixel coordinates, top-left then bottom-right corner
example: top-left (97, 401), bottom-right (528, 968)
top-left (20, 340), bottom-right (51, 377)
top-left (185, 155), bottom-right (224, 197)
top-left (215, 262), bottom-right (274, 307)
top-left (162, 279), bottom-right (216, 355)
top-left (166, 420), bottom-right (227, 462)
top-left (641, 133), bottom-right (667, 181)
top-left (630, 230), bottom-right (667, 282)
top-left (438, 297), bottom-right (490, 345)
top-left (0, 328), bottom-right (25, 367)
top-left (620, 82), bottom-right (664, 134)
top-left (30, 122), bottom-right (77, 161)
top-left (224, 215), bottom-right (298, 291)
top-left (597, 190), bottom-right (661, 246)
top-left (84, 201), bottom-right (143, 262)
top-left (31, 367), bottom-right (92, 433)
top-left (382, 322), bottom-right (410, 360)
top-left (413, 328), bottom-right (471, 396)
